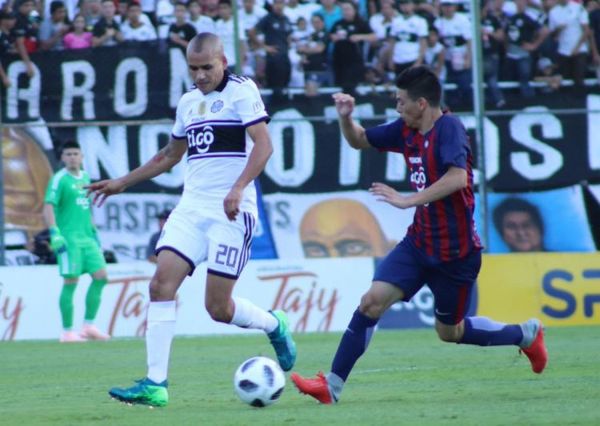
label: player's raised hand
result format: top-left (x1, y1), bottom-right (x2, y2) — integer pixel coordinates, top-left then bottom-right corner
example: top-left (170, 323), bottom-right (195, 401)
top-left (369, 182), bottom-right (414, 209)
top-left (332, 92), bottom-right (355, 118)
top-left (224, 187), bottom-right (242, 221)
top-left (86, 178), bottom-right (127, 207)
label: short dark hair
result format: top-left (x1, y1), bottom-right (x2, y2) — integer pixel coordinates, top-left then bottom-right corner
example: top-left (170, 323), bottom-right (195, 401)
top-left (395, 65), bottom-right (442, 107)
top-left (50, 1), bottom-right (65, 14)
top-left (218, 0), bottom-right (231, 6)
top-left (493, 197), bottom-right (544, 235)
top-left (59, 140), bottom-right (81, 155)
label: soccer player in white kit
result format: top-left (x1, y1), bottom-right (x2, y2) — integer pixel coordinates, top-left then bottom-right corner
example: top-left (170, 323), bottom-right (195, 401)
top-left (87, 32), bottom-right (297, 407)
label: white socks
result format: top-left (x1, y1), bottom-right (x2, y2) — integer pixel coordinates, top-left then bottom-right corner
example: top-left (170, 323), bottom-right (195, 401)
top-left (146, 298), bottom-right (277, 383)
top-left (230, 297), bottom-right (278, 333)
top-left (146, 301), bottom-right (177, 384)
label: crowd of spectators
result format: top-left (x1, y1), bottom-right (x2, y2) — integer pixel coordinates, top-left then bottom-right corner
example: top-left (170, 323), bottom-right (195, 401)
top-left (1, 0), bottom-right (600, 107)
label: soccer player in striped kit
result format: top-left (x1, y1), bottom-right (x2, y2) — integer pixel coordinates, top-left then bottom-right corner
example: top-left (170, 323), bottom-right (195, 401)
top-left (87, 32), bottom-right (296, 407)
top-left (291, 66), bottom-right (548, 404)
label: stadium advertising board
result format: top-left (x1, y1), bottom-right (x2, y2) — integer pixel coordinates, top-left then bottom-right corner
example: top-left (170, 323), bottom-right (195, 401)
top-left (1, 253), bottom-right (598, 341)
top-left (0, 258), bottom-right (373, 341)
top-left (478, 253), bottom-right (600, 326)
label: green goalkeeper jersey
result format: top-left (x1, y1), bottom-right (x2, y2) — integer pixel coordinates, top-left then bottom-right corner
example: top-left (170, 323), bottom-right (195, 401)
top-left (44, 168), bottom-right (96, 240)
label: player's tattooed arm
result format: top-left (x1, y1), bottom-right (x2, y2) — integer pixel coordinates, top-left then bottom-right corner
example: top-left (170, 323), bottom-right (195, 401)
top-left (152, 138), bottom-right (187, 166)
top-left (87, 137), bottom-right (186, 206)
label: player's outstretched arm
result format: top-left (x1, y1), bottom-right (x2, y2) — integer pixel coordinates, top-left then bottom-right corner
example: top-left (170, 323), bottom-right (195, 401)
top-left (223, 121), bottom-right (273, 221)
top-left (87, 138), bottom-right (187, 206)
top-left (332, 92), bottom-right (371, 150)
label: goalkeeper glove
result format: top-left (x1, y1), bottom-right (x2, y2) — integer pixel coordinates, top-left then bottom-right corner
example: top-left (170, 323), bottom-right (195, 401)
top-left (49, 226), bottom-right (67, 253)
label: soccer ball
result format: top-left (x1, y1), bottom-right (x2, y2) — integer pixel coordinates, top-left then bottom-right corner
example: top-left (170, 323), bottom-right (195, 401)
top-left (234, 356), bottom-right (285, 407)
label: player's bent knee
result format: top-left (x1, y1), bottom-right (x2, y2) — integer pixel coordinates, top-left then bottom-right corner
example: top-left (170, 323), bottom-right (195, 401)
top-left (148, 277), bottom-right (176, 301)
top-left (358, 293), bottom-right (386, 319)
top-left (206, 303), bottom-right (233, 323)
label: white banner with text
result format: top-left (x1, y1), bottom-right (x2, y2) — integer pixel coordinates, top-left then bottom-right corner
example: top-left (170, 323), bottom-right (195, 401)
top-left (0, 258), bottom-right (373, 341)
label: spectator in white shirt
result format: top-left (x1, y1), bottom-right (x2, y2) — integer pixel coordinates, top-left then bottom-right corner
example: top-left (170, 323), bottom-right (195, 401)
top-left (156, 0), bottom-right (176, 38)
top-left (215, 0), bottom-right (247, 72)
top-left (121, 1), bottom-right (158, 41)
top-left (389, 0), bottom-right (428, 77)
top-left (188, 0), bottom-right (216, 34)
top-left (434, 0), bottom-right (472, 107)
top-left (369, 0), bottom-right (397, 82)
top-left (548, 0), bottom-right (590, 88)
top-left (284, 0), bottom-right (320, 31)
top-left (238, 0), bottom-right (267, 79)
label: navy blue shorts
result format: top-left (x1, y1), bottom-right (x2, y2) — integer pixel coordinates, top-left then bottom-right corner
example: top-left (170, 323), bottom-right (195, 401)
top-left (373, 238), bottom-right (482, 325)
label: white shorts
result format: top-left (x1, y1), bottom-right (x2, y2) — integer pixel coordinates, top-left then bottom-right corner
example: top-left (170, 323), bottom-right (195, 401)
top-left (156, 206), bottom-right (256, 279)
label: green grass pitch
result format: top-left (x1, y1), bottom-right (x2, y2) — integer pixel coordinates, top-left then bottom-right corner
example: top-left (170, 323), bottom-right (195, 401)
top-left (3, 327), bottom-right (599, 425)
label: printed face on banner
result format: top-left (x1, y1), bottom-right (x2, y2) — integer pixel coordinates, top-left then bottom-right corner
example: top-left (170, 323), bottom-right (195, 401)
top-left (299, 198), bottom-right (393, 258)
top-left (264, 191), bottom-right (411, 259)
top-left (477, 187), bottom-right (596, 253)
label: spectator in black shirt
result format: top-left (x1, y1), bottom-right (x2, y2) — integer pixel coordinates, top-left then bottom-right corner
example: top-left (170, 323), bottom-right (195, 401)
top-left (482, 0), bottom-right (505, 108)
top-left (92, 0), bottom-right (124, 47)
top-left (0, 11), bottom-right (17, 87)
top-left (505, 0), bottom-right (548, 97)
top-left (13, 0), bottom-right (38, 77)
top-left (297, 13), bottom-right (330, 96)
top-left (330, 1), bottom-right (376, 94)
top-left (256, 0), bottom-right (293, 100)
top-left (168, 2), bottom-right (196, 50)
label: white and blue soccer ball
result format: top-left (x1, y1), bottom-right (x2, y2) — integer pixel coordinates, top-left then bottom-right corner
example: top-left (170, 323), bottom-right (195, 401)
top-left (234, 356), bottom-right (285, 407)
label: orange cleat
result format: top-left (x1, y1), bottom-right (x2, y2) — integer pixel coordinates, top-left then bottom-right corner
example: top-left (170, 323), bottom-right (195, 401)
top-left (519, 319), bottom-right (548, 374)
top-left (291, 372), bottom-right (335, 404)
top-left (80, 324), bottom-right (111, 341)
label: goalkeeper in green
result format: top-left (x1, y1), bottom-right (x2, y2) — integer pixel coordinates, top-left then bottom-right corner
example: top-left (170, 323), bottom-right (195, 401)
top-left (43, 141), bottom-right (110, 342)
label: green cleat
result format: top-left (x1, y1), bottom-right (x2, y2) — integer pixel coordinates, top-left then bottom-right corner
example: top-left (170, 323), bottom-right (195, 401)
top-left (109, 378), bottom-right (169, 407)
top-left (268, 310), bottom-right (297, 372)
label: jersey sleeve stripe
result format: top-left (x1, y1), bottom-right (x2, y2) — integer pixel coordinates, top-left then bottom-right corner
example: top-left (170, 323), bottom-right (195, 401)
top-left (187, 153), bottom-right (247, 160)
top-left (171, 132), bottom-right (186, 140)
top-left (185, 119), bottom-right (243, 130)
top-left (244, 115), bottom-right (270, 128)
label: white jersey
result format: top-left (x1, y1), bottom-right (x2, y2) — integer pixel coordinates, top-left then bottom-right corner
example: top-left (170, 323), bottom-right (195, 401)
top-left (171, 71), bottom-right (269, 218)
top-left (548, 1), bottom-right (589, 56)
top-left (434, 12), bottom-right (472, 68)
top-left (389, 13), bottom-right (428, 64)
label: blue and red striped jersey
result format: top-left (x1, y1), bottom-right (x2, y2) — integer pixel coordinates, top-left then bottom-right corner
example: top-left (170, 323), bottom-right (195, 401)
top-left (365, 113), bottom-right (483, 261)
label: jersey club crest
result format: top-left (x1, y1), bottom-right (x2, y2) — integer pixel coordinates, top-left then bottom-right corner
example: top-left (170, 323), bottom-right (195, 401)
top-left (211, 100), bottom-right (224, 113)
